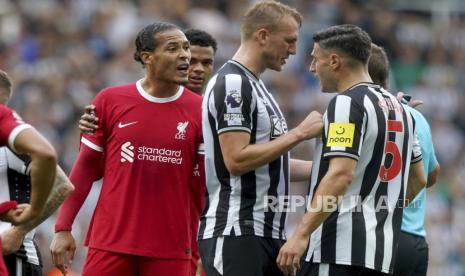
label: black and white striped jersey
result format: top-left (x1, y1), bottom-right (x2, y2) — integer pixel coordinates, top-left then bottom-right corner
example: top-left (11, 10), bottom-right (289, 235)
top-left (0, 147), bottom-right (41, 266)
top-left (199, 60), bottom-right (289, 240)
top-left (304, 83), bottom-right (422, 274)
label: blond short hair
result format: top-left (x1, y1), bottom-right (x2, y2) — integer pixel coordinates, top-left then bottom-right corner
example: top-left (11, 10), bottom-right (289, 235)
top-left (241, 0), bottom-right (302, 40)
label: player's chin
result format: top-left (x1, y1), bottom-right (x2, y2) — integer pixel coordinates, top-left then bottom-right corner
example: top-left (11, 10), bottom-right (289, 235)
top-left (187, 82), bottom-right (202, 92)
top-left (269, 63), bottom-right (283, 72)
top-left (173, 76), bottom-right (189, 85)
top-left (320, 85), bottom-right (334, 93)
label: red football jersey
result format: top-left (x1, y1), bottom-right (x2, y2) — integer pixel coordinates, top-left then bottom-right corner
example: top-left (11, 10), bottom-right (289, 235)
top-left (0, 105), bottom-right (31, 275)
top-left (190, 153), bottom-right (205, 264)
top-left (0, 105), bottom-right (31, 150)
top-left (81, 80), bottom-right (202, 259)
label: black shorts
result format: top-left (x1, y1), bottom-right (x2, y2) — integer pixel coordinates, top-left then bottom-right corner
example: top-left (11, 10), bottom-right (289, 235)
top-left (393, 231), bottom-right (428, 276)
top-left (198, 235), bottom-right (285, 276)
top-left (3, 255), bottom-right (42, 276)
top-left (298, 261), bottom-right (389, 276)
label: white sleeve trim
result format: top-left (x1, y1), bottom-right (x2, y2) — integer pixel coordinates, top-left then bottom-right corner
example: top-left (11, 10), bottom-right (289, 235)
top-left (218, 126), bottom-right (251, 134)
top-left (8, 124), bottom-right (33, 153)
top-left (81, 137), bottom-right (103, 152)
top-left (323, 151), bottom-right (360, 161)
top-left (197, 143), bottom-right (205, 155)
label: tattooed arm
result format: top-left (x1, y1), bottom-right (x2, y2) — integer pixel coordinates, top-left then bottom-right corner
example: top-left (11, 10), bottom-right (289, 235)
top-left (2, 166), bottom-right (74, 255)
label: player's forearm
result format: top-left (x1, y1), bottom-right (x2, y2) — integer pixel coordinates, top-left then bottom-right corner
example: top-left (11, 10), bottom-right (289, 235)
top-left (224, 129), bottom-right (305, 176)
top-left (55, 147), bottom-right (103, 231)
top-left (426, 165), bottom-right (440, 188)
top-left (405, 161), bottom-right (427, 204)
top-left (293, 168), bottom-right (353, 238)
top-left (290, 159), bottom-right (312, 182)
top-left (29, 151), bottom-right (57, 215)
top-left (17, 166), bottom-right (74, 233)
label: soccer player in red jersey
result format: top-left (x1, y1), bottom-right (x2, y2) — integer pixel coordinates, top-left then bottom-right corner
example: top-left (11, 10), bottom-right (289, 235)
top-left (50, 22), bottom-right (203, 276)
top-left (77, 28), bottom-right (217, 276)
top-left (0, 71), bottom-right (58, 275)
top-left (0, 70), bottom-right (74, 276)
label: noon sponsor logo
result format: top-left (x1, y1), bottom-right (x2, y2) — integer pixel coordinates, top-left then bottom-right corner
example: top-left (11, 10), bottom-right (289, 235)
top-left (327, 122), bottom-right (355, 147)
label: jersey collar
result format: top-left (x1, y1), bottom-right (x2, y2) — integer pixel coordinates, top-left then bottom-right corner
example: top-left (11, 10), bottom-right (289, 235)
top-left (136, 79), bottom-right (184, 103)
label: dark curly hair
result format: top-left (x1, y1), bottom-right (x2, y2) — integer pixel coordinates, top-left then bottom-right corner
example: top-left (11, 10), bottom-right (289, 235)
top-left (133, 22), bottom-right (179, 67)
top-left (184, 28), bottom-right (217, 53)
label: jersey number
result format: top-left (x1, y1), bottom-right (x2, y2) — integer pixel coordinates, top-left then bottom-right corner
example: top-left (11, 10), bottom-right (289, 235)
top-left (379, 120), bottom-right (403, 182)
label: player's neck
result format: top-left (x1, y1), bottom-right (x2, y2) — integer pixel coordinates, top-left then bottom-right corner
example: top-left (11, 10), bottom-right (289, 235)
top-left (337, 68), bottom-right (373, 93)
top-left (232, 44), bottom-right (265, 78)
top-left (141, 78), bottom-right (180, 98)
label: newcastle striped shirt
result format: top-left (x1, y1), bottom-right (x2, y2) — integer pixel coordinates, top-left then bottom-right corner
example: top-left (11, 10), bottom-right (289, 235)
top-left (304, 83), bottom-right (422, 274)
top-left (199, 60), bottom-right (289, 240)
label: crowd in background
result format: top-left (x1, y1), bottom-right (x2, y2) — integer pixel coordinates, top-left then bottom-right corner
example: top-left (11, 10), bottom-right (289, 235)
top-left (0, 0), bottom-right (463, 275)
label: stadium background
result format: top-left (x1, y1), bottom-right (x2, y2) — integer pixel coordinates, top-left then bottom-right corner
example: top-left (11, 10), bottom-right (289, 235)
top-left (0, 0), bottom-right (463, 275)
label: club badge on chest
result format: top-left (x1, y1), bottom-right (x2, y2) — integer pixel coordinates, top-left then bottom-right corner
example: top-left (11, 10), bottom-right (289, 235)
top-left (175, 121), bottom-right (189, 140)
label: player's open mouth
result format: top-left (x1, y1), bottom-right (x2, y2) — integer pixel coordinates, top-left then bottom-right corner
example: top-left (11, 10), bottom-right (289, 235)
top-left (177, 64), bottom-right (189, 75)
top-left (189, 75), bottom-right (204, 85)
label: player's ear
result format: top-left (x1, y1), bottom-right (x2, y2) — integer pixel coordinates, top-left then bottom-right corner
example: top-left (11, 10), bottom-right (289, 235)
top-left (329, 53), bottom-right (341, 70)
top-left (140, 52), bottom-right (153, 66)
top-left (256, 28), bottom-right (269, 46)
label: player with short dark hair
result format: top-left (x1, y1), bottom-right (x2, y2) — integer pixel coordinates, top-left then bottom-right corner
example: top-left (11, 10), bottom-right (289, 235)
top-left (200, 1), bottom-right (323, 275)
top-left (76, 27), bottom-right (218, 276)
top-left (50, 22), bottom-right (203, 275)
top-left (368, 43), bottom-right (440, 276)
top-left (183, 28), bottom-right (217, 96)
top-left (182, 27), bottom-right (217, 276)
top-left (277, 24), bottom-right (426, 276)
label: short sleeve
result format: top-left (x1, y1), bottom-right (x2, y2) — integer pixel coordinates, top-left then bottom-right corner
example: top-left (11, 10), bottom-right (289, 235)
top-left (211, 74), bottom-right (255, 134)
top-left (411, 132), bottom-right (423, 164)
top-left (323, 94), bottom-right (365, 160)
top-left (429, 148), bottom-right (438, 173)
top-left (0, 105), bottom-right (32, 151)
top-left (81, 91), bottom-right (107, 153)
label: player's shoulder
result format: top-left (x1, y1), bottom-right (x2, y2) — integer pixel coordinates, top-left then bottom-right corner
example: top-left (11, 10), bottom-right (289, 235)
top-left (182, 87), bottom-right (202, 101)
top-left (180, 87), bottom-right (202, 107)
top-left (405, 105), bottom-right (424, 120)
top-left (405, 105), bottom-right (430, 130)
top-left (215, 61), bottom-right (254, 86)
top-left (0, 105), bottom-right (21, 123)
top-left (344, 82), bottom-right (379, 98)
top-left (0, 104), bottom-right (12, 115)
top-left (97, 82), bottom-right (137, 98)
top-left (92, 82), bottom-right (138, 108)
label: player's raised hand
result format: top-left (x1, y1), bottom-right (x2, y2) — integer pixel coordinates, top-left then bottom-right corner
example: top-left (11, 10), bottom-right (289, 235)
top-left (79, 105), bottom-right (98, 134)
top-left (296, 111), bottom-right (324, 140)
top-left (50, 231), bottom-right (76, 275)
top-left (276, 233), bottom-right (309, 275)
top-left (396, 91), bottom-right (424, 108)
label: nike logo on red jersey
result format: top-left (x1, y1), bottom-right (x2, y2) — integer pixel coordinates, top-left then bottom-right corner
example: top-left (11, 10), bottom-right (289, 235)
top-left (118, 121), bottom-right (138, 128)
